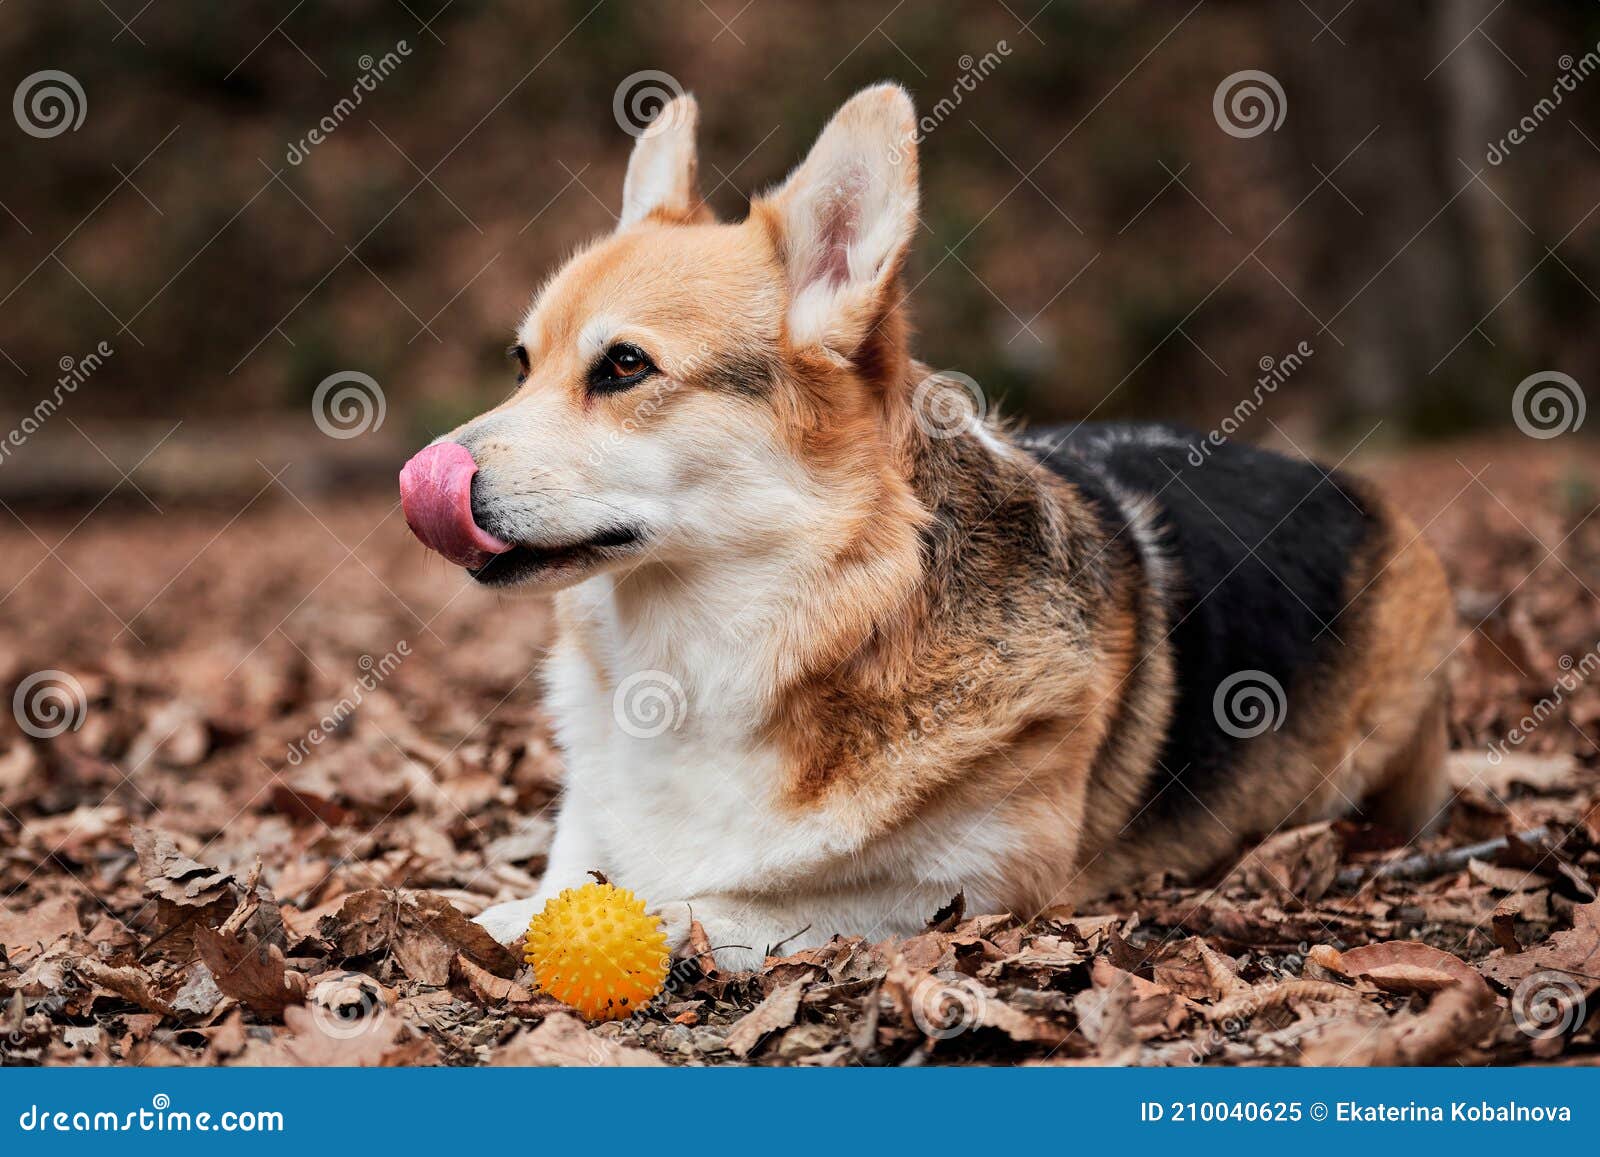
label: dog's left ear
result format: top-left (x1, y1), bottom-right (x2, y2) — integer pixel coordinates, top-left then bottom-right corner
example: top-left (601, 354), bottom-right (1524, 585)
top-left (760, 84), bottom-right (918, 355)
top-left (619, 94), bottom-right (702, 228)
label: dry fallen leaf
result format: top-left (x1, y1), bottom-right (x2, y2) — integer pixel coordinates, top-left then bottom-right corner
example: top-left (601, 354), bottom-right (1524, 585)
top-left (273, 1004), bottom-right (436, 1067)
top-left (1226, 822), bottom-right (1342, 903)
top-left (193, 925), bottom-right (306, 1018)
top-left (452, 953), bottom-right (535, 1005)
top-left (725, 978), bottom-right (806, 1058)
top-left (0, 895), bottom-right (80, 961)
top-left (321, 888), bottom-right (519, 986)
top-left (1304, 941), bottom-right (1497, 1065)
top-left (130, 827), bottom-right (233, 907)
top-left (1477, 898), bottom-right (1600, 1037)
top-left (490, 1013), bottom-right (663, 1067)
top-left (73, 958), bottom-right (175, 1017)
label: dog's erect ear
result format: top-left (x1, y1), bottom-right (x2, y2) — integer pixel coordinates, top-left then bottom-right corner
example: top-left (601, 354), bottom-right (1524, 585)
top-left (620, 94), bottom-right (701, 228)
top-left (760, 84), bottom-right (918, 355)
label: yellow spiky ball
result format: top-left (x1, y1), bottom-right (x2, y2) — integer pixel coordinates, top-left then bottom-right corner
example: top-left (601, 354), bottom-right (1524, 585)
top-left (523, 882), bottom-right (669, 1022)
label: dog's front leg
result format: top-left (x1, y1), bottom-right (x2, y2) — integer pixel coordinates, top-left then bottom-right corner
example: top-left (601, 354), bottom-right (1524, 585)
top-left (474, 786), bottom-right (606, 946)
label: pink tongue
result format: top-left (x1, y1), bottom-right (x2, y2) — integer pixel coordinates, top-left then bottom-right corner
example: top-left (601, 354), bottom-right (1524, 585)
top-left (398, 442), bottom-right (514, 570)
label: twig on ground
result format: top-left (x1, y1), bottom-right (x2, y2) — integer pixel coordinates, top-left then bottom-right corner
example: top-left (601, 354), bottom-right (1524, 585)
top-left (1333, 827), bottom-right (1551, 890)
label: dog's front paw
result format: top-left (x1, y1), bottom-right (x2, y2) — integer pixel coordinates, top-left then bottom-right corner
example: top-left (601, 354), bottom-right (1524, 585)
top-left (647, 899), bottom-right (696, 956)
top-left (647, 897), bottom-right (770, 972)
top-left (473, 896), bottom-right (543, 947)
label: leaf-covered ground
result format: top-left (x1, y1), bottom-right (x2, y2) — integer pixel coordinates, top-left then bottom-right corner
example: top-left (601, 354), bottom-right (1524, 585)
top-left (2, 437), bottom-right (1598, 1066)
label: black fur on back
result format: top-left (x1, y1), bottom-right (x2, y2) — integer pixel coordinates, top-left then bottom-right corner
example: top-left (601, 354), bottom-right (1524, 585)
top-left (1019, 422), bottom-right (1378, 825)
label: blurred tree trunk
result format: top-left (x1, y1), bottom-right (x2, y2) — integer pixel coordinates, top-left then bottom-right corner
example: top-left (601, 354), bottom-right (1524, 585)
top-left (1269, 0), bottom-right (1525, 430)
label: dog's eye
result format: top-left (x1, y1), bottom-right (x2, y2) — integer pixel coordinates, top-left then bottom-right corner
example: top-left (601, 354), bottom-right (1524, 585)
top-left (507, 344), bottom-right (530, 383)
top-left (589, 342), bottom-right (655, 393)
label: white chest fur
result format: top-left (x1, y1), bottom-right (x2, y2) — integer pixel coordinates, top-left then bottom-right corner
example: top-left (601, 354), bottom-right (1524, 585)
top-left (479, 571), bottom-right (1021, 963)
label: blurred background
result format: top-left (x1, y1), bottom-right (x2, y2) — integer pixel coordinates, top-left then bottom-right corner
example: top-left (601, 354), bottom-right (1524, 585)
top-left (3, 0), bottom-right (1598, 507)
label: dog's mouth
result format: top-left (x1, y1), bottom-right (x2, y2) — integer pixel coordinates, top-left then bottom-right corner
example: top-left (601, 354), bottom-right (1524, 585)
top-left (466, 526), bottom-right (643, 587)
top-left (398, 442), bottom-right (645, 586)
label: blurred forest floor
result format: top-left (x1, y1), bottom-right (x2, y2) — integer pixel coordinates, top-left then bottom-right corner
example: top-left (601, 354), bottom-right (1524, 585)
top-left (1, 435), bottom-right (1598, 1066)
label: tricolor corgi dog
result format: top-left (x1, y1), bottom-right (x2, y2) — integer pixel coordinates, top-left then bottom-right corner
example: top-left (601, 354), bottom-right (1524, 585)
top-left (399, 85), bottom-right (1454, 968)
